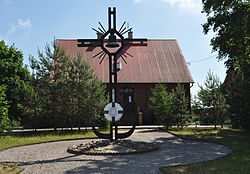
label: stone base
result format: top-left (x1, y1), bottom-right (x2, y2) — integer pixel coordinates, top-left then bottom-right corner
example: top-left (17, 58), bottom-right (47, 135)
top-left (67, 139), bottom-right (158, 155)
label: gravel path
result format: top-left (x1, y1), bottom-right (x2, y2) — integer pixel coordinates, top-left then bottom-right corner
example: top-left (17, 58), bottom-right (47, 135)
top-left (0, 129), bottom-right (231, 174)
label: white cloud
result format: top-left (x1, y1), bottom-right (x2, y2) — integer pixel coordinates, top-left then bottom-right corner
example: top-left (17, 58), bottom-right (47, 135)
top-left (3, 18), bottom-right (32, 41)
top-left (18, 18), bottom-right (32, 28)
top-left (161, 0), bottom-right (202, 14)
top-left (134, 0), bottom-right (143, 3)
top-left (7, 23), bottom-right (16, 35)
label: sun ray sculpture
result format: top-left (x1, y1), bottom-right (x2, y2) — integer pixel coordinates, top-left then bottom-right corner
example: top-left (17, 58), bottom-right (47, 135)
top-left (77, 7), bottom-right (147, 141)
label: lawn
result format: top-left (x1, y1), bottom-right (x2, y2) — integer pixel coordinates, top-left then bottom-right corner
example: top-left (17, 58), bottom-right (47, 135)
top-left (0, 163), bottom-right (23, 174)
top-left (160, 128), bottom-right (250, 174)
top-left (0, 130), bottom-right (100, 151)
top-left (0, 129), bottom-right (107, 174)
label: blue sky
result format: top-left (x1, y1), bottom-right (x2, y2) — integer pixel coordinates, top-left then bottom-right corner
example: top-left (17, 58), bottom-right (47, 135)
top-left (0, 0), bottom-right (226, 96)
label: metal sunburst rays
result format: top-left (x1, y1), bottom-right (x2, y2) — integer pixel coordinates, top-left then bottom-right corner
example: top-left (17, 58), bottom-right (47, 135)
top-left (91, 21), bottom-right (133, 64)
top-left (92, 21), bottom-right (133, 64)
top-left (92, 22), bottom-right (106, 35)
top-left (92, 48), bottom-right (133, 65)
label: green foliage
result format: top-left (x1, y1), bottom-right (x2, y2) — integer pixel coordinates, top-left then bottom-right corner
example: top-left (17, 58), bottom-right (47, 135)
top-left (24, 39), bottom-right (108, 129)
top-left (150, 84), bottom-right (173, 128)
top-left (202, 1), bottom-right (250, 130)
top-left (197, 70), bottom-right (221, 107)
top-left (0, 85), bottom-right (11, 132)
top-left (202, 0), bottom-right (250, 69)
top-left (191, 114), bottom-right (200, 127)
top-left (65, 53), bottom-right (108, 129)
top-left (225, 70), bottom-right (250, 130)
top-left (170, 84), bottom-right (189, 128)
top-left (0, 40), bottom-right (30, 123)
top-left (196, 71), bottom-right (228, 127)
top-left (150, 83), bottom-right (189, 128)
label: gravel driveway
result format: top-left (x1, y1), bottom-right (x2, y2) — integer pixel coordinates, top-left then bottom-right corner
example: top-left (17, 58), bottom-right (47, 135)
top-left (0, 129), bottom-right (231, 174)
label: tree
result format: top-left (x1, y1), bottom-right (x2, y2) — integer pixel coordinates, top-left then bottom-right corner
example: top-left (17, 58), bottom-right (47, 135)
top-left (66, 53), bottom-right (108, 130)
top-left (27, 40), bottom-right (69, 130)
top-left (25, 40), bottom-right (108, 130)
top-left (0, 40), bottom-right (30, 124)
top-left (197, 71), bottom-right (228, 128)
top-left (171, 84), bottom-right (189, 128)
top-left (0, 85), bottom-right (11, 132)
top-left (149, 84), bottom-right (174, 129)
top-left (202, 0), bottom-right (250, 129)
top-left (202, 0), bottom-right (250, 69)
top-left (224, 70), bottom-right (250, 129)
top-left (150, 83), bottom-right (189, 129)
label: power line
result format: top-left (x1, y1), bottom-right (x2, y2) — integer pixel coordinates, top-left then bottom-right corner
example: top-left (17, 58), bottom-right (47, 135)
top-left (187, 54), bottom-right (218, 64)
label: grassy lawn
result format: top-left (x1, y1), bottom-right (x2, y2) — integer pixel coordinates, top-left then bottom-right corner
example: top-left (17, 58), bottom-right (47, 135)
top-left (0, 130), bottom-right (102, 151)
top-left (160, 127), bottom-right (250, 174)
top-left (0, 129), bottom-right (107, 174)
top-left (0, 163), bottom-right (23, 174)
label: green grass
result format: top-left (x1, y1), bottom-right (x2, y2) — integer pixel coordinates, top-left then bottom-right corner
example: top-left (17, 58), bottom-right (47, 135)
top-left (0, 129), bottom-right (108, 173)
top-left (0, 130), bottom-right (104, 151)
top-left (160, 128), bottom-right (250, 174)
top-left (0, 163), bottom-right (23, 174)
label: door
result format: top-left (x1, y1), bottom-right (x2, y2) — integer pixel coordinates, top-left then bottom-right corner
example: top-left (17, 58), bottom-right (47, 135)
top-left (120, 88), bottom-right (134, 113)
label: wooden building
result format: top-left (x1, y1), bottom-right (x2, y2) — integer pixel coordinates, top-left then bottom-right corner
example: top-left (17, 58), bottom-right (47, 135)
top-left (57, 39), bottom-right (194, 125)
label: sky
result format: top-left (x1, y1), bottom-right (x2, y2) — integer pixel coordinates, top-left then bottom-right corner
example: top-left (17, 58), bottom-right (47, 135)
top-left (0, 0), bottom-right (227, 96)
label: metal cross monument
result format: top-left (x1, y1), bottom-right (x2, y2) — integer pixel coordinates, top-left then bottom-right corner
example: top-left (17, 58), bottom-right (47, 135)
top-left (77, 7), bottom-right (147, 141)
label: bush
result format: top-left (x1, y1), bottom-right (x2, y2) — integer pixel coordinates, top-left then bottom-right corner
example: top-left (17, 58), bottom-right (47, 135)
top-left (149, 83), bottom-right (189, 129)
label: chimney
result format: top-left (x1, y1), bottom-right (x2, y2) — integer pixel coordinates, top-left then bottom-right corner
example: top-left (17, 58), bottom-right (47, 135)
top-left (128, 30), bottom-right (133, 39)
top-left (97, 32), bottom-right (102, 39)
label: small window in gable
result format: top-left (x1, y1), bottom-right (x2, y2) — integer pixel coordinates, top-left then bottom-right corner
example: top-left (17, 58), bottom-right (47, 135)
top-left (117, 62), bottom-right (122, 70)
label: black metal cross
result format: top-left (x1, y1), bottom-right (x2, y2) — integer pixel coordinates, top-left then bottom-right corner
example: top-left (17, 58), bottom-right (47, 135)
top-left (77, 7), bottom-right (147, 141)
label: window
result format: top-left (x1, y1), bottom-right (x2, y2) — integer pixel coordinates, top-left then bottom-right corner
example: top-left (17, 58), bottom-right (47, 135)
top-left (120, 88), bottom-right (133, 93)
top-left (117, 62), bottom-right (122, 70)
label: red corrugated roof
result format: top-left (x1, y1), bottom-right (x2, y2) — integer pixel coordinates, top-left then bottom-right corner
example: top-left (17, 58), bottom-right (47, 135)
top-left (57, 39), bottom-right (194, 83)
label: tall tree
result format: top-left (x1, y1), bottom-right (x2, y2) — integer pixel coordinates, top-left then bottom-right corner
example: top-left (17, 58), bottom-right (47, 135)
top-left (30, 40), bottom-right (69, 130)
top-left (25, 40), bottom-right (108, 130)
top-left (0, 85), bottom-right (11, 132)
top-left (202, 0), bottom-right (250, 129)
top-left (0, 40), bottom-right (30, 123)
top-left (197, 71), bottom-right (228, 128)
top-left (150, 84), bottom-right (173, 129)
top-left (202, 0), bottom-right (250, 69)
top-left (67, 53), bottom-right (107, 130)
top-left (224, 70), bottom-right (250, 129)
top-left (171, 84), bottom-right (189, 128)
